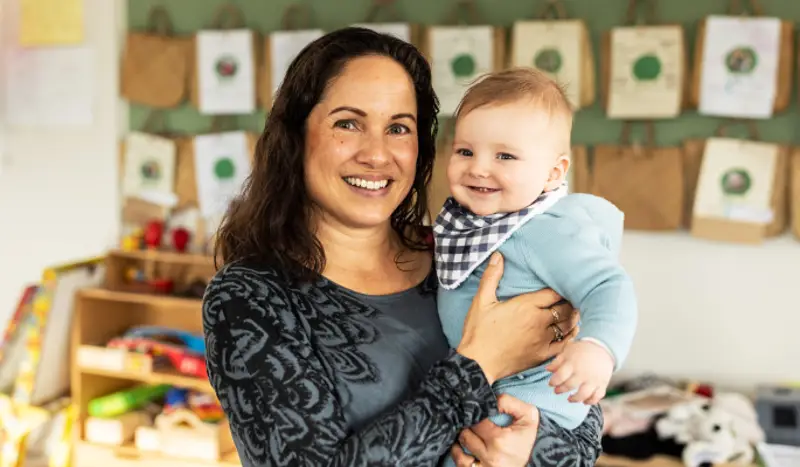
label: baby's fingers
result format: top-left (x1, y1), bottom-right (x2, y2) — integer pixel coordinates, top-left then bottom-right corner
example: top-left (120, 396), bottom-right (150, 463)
top-left (568, 383), bottom-right (595, 403)
top-left (549, 363), bottom-right (573, 387)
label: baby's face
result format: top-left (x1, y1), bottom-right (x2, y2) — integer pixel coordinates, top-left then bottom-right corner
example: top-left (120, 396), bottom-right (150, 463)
top-left (447, 100), bottom-right (571, 216)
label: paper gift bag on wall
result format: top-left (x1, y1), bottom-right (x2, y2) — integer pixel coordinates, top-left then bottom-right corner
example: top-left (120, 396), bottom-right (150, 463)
top-left (427, 122), bottom-right (455, 224)
top-left (351, 0), bottom-right (423, 47)
top-left (590, 122), bottom-right (684, 230)
top-left (691, 1), bottom-right (793, 118)
top-left (601, 0), bottom-right (686, 120)
top-left (121, 7), bottom-right (191, 108)
top-left (257, 4), bottom-right (324, 109)
top-left (691, 125), bottom-right (788, 244)
top-left (510, 0), bottom-right (595, 109)
top-left (422, 0), bottom-right (505, 117)
top-left (569, 145), bottom-right (591, 194)
top-left (189, 4), bottom-right (258, 115)
top-left (791, 149), bottom-right (800, 240)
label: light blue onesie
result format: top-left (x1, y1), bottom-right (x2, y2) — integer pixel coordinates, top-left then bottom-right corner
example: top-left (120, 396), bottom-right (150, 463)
top-left (436, 193), bottom-right (638, 431)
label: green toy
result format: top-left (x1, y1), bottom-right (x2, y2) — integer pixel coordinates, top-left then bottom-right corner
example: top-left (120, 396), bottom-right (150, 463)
top-left (88, 384), bottom-right (170, 418)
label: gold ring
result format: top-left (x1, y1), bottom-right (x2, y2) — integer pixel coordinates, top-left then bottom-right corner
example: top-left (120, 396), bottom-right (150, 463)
top-left (471, 462), bottom-right (480, 467)
top-left (551, 306), bottom-right (560, 324)
top-left (551, 324), bottom-right (564, 342)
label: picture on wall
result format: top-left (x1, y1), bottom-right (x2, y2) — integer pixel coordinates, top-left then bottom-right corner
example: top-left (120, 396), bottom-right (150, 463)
top-left (428, 26), bottom-right (495, 116)
top-left (698, 16), bottom-right (781, 119)
top-left (607, 25), bottom-right (684, 119)
top-left (269, 29), bottom-right (325, 99)
top-left (193, 131), bottom-right (252, 218)
top-left (351, 23), bottom-right (412, 43)
top-left (196, 30), bottom-right (256, 115)
top-left (693, 137), bottom-right (778, 226)
top-left (511, 20), bottom-right (583, 109)
top-left (121, 132), bottom-right (177, 203)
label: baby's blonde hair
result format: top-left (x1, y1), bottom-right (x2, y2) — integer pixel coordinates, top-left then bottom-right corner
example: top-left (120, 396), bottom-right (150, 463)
top-left (454, 67), bottom-right (573, 123)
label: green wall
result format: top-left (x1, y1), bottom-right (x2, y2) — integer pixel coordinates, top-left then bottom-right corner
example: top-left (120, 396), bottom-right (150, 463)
top-left (127, 0), bottom-right (800, 145)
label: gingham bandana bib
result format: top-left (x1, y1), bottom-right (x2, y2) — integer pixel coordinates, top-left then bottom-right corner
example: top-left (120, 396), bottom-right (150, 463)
top-left (433, 185), bottom-right (568, 290)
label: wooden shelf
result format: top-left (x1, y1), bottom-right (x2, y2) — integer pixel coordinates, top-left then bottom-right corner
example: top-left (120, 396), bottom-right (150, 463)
top-left (76, 441), bottom-right (240, 467)
top-left (79, 366), bottom-right (213, 394)
top-left (112, 249), bottom-right (214, 267)
top-left (77, 288), bottom-right (201, 309)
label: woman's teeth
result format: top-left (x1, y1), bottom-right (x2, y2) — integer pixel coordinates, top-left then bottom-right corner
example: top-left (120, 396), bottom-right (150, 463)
top-left (345, 177), bottom-right (389, 191)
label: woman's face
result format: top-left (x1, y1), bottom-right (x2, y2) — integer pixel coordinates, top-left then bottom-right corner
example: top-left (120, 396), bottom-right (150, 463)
top-left (304, 55), bottom-right (419, 231)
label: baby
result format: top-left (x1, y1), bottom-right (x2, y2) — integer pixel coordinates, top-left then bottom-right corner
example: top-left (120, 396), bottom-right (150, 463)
top-left (434, 68), bottom-right (637, 461)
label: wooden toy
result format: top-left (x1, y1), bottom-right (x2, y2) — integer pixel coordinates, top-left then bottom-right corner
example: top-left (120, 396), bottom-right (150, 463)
top-left (755, 385), bottom-right (800, 446)
top-left (154, 408), bottom-right (235, 462)
top-left (85, 411), bottom-right (152, 446)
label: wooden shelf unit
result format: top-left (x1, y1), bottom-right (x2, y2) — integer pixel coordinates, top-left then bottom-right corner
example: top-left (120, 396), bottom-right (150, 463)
top-left (70, 249), bottom-right (239, 466)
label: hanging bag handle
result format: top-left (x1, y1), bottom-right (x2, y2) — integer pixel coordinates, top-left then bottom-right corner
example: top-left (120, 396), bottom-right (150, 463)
top-left (624, 0), bottom-right (657, 26)
top-left (445, 0), bottom-right (484, 26)
top-left (209, 115), bottom-right (238, 133)
top-left (281, 3), bottom-right (314, 30)
top-left (619, 120), bottom-right (656, 156)
top-left (365, 0), bottom-right (402, 23)
top-left (146, 6), bottom-right (174, 35)
top-left (538, 0), bottom-right (569, 20)
top-left (728, 0), bottom-right (764, 16)
top-left (714, 119), bottom-right (761, 140)
top-left (209, 3), bottom-right (245, 29)
top-left (141, 110), bottom-right (169, 134)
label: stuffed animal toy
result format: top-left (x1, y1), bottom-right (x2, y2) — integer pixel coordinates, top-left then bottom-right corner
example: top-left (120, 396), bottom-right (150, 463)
top-left (655, 392), bottom-right (764, 467)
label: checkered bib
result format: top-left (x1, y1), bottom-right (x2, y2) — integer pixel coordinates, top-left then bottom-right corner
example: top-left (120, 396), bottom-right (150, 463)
top-left (433, 185), bottom-right (568, 289)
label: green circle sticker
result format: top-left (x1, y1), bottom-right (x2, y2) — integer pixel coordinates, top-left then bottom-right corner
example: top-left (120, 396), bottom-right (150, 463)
top-left (632, 54), bottom-right (662, 81)
top-left (534, 48), bottom-right (563, 73)
top-left (215, 55), bottom-right (239, 79)
top-left (140, 160), bottom-right (161, 181)
top-left (725, 47), bottom-right (757, 74)
top-left (214, 157), bottom-right (236, 180)
top-left (451, 53), bottom-right (476, 78)
top-left (720, 168), bottom-right (751, 195)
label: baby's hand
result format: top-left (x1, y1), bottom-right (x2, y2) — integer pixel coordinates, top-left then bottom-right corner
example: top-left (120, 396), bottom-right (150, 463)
top-left (545, 340), bottom-right (614, 405)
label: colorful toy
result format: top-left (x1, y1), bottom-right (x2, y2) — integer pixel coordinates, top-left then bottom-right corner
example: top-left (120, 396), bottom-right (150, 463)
top-left (88, 384), bottom-right (170, 418)
top-left (107, 331), bottom-right (206, 379)
top-left (122, 326), bottom-right (205, 354)
top-left (143, 220), bottom-right (164, 249)
top-left (171, 227), bottom-right (191, 253)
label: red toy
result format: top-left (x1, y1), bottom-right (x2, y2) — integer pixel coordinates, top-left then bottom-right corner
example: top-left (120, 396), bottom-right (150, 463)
top-left (143, 220), bottom-right (164, 249)
top-left (171, 227), bottom-right (191, 253)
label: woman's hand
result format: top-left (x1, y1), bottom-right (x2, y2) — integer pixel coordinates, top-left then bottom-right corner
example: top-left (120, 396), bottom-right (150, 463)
top-left (450, 395), bottom-right (541, 467)
top-left (456, 252), bottom-right (579, 384)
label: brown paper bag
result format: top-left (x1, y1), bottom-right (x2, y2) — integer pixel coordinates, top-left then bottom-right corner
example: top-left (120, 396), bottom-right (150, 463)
top-left (600, 0), bottom-right (688, 118)
top-left (188, 4), bottom-right (260, 112)
top-left (175, 117), bottom-right (259, 210)
top-left (689, 120), bottom-right (788, 243)
top-left (510, 0), bottom-right (595, 109)
top-left (356, 0), bottom-right (424, 47)
top-left (689, 0), bottom-right (793, 113)
top-left (418, 0), bottom-right (506, 117)
top-left (257, 4), bottom-right (321, 109)
top-left (791, 148), bottom-right (800, 240)
top-left (120, 7), bottom-right (191, 108)
top-left (590, 122), bottom-right (684, 231)
top-left (570, 145), bottom-right (591, 194)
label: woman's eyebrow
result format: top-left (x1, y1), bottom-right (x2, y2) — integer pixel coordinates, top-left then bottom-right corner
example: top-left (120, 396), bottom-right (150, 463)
top-left (329, 106), bottom-right (366, 116)
top-left (392, 113), bottom-right (416, 122)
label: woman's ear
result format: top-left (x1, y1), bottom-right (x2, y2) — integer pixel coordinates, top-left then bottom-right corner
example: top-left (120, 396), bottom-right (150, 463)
top-left (545, 154), bottom-right (571, 191)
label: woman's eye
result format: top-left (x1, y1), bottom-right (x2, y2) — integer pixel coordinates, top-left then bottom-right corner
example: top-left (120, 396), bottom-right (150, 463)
top-left (388, 124), bottom-right (410, 135)
top-left (456, 148), bottom-right (473, 157)
top-left (334, 120), bottom-right (358, 130)
top-left (497, 153), bottom-right (516, 160)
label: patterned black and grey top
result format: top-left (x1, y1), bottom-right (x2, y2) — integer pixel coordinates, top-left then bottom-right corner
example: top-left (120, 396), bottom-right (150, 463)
top-left (202, 261), bottom-right (604, 467)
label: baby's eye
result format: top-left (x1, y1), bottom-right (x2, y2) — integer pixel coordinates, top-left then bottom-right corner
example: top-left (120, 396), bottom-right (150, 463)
top-left (334, 120), bottom-right (358, 130)
top-left (497, 153), bottom-right (517, 160)
top-left (456, 148), bottom-right (473, 157)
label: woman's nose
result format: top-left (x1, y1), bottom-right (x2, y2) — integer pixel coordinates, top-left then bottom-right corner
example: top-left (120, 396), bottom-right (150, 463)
top-left (355, 134), bottom-right (390, 167)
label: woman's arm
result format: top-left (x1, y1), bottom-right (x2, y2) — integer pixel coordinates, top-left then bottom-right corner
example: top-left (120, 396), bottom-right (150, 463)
top-left (203, 267), bottom-right (498, 467)
top-left (529, 405), bottom-right (603, 467)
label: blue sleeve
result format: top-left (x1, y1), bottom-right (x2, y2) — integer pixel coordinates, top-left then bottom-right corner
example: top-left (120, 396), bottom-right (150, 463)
top-left (512, 216), bottom-right (637, 370)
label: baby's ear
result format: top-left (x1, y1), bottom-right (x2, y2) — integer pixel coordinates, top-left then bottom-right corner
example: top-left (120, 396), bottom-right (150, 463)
top-left (545, 154), bottom-right (571, 190)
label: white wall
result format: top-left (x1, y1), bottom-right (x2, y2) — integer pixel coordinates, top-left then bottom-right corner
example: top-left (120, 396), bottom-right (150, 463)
top-left (0, 1), bottom-right (796, 391)
top-left (0, 0), bottom-right (126, 318)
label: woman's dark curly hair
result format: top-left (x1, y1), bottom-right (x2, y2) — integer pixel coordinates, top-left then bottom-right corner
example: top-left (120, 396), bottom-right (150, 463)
top-left (215, 27), bottom-right (439, 280)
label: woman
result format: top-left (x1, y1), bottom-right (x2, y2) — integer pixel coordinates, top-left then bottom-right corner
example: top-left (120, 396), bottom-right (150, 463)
top-left (204, 27), bottom-right (603, 467)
